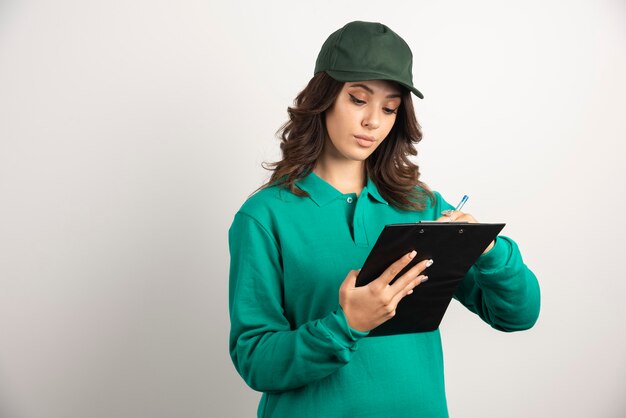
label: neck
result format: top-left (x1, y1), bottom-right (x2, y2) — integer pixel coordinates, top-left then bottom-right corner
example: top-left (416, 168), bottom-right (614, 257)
top-left (313, 158), bottom-right (366, 196)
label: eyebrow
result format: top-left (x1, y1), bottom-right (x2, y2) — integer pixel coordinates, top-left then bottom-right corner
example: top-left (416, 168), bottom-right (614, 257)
top-left (348, 83), bottom-right (402, 99)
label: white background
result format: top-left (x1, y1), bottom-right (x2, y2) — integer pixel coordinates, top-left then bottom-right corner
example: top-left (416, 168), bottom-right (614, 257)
top-left (1, 1), bottom-right (625, 417)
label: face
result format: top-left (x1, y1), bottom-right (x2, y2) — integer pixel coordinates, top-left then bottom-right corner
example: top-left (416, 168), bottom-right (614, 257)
top-left (322, 79), bottom-right (402, 163)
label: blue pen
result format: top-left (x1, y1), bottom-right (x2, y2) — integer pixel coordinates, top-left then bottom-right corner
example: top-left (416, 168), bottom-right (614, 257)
top-left (441, 195), bottom-right (469, 218)
top-left (454, 195), bottom-right (469, 212)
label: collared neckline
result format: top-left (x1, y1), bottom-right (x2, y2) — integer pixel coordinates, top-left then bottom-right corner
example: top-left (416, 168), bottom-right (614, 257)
top-left (365, 176), bottom-right (388, 205)
top-left (295, 171), bottom-right (389, 207)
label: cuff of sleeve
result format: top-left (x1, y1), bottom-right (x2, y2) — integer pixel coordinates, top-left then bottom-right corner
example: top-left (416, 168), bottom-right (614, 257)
top-left (474, 236), bottom-right (512, 273)
top-left (319, 308), bottom-right (369, 350)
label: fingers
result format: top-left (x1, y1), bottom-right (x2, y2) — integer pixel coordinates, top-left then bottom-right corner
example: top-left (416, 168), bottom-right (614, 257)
top-left (389, 274), bottom-right (428, 307)
top-left (373, 250), bottom-right (418, 288)
top-left (389, 258), bottom-right (433, 294)
top-left (385, 260), bottom-right (432, 312)
top-left (437, 210), bottom-right (478, 223)
top-left (439, 209), bottom-right (454, 222)
top-left (436, 214), bottom-right (454, 222)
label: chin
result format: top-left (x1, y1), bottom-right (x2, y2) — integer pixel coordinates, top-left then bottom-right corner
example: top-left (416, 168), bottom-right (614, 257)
top-left (353, 146), bottom-right (379, 160)
top-left (342, 150), bottom-right (372, 162)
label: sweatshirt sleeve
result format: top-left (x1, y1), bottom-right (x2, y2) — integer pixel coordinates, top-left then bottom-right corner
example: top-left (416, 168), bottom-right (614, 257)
top-left (453, 236), bottom-right (541, 331)
top-left (435, 193), bottom-right (541, 331)
top-left (228, 211), bottom-right (368, 393)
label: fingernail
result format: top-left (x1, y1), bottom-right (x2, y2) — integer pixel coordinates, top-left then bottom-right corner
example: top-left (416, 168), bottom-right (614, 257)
top-left (409, 250), bottom-right (417, 259)
top-left (426, 259), bottom-right (434, 267)
top-left (407, 289), bottom-right (414, 295)
top-left (421, 275), bottom-right (429, 283)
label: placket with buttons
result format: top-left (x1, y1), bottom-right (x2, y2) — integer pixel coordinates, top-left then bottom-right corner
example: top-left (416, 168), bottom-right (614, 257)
top-left (351, 192), bottom-right (369, 248)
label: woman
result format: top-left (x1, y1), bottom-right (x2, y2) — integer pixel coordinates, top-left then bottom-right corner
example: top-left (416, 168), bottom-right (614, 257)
top-left (228, 21), bottom-right (540, 417)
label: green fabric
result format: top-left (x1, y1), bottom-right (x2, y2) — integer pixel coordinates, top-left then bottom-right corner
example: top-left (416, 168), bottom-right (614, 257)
top-left (228, 171), bottom-right (541, 418)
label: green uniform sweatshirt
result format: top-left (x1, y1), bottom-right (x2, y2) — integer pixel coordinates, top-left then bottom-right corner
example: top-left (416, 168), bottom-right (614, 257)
top-left (228, 171), bottom-right (540, 417)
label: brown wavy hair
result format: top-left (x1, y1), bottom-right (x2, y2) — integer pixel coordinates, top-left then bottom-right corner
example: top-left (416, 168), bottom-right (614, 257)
top-left (257, 71), bottom-right (434, 211)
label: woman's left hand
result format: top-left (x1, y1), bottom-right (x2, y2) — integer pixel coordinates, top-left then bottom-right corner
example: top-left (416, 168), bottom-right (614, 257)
top-left (436, 210), bottom-right (495, 254)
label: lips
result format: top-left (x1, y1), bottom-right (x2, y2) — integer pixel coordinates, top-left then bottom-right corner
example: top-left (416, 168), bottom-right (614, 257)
top-left (355, 135), bottom-right (376, 148)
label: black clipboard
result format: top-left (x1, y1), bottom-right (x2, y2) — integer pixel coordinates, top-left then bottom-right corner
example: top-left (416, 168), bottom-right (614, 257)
top-left (355, 222), bottom-right (505, 336)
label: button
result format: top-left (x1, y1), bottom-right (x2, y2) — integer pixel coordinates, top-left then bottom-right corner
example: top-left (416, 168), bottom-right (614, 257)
top-left (346, 197), bottom-right (353, 203)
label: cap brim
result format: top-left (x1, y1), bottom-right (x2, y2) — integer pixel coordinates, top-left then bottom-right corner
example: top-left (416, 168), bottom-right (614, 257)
top-left (324, 69), bottom-right (424, 99)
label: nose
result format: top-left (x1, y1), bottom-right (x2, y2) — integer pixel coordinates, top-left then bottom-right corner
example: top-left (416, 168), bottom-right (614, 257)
top-left (362, 110), bottom-right (380, 130)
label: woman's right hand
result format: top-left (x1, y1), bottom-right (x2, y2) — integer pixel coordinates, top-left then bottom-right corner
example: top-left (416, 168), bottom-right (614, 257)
top-left (339, 251), bottom-right (433, 333)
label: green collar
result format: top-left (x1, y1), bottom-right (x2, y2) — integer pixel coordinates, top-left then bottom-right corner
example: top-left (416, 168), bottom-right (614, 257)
top-left (295, 171), bottom-right (388, 207)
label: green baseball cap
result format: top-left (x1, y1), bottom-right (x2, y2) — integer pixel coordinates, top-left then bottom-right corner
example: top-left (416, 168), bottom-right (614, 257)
top-left (314, 21), bottom-right (424, 99)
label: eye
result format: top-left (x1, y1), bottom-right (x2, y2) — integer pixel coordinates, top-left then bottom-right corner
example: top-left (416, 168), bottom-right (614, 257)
top-left (383, 107), bottom-right (398, 115)
top-left (349, 94), bottom-right (366, 105)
